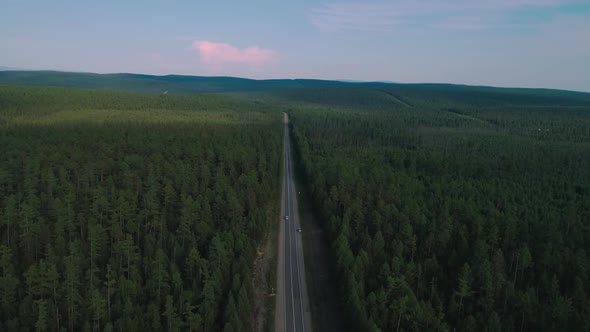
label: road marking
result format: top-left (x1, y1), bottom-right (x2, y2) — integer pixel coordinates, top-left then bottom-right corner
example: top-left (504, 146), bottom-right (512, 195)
top-left (290, 137), bottom-right (306, 332)
top-left (286, 127), bottom-right (296, 332)
top-left (282, 115), bottom-right (307, 332)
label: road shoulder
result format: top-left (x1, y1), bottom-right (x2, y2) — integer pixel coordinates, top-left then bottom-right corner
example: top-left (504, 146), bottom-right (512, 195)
top-left (293, 146), bottom-right (346, 332)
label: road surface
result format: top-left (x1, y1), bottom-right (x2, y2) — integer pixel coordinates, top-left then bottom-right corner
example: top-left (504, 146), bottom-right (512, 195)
top-left (276, 113), bottom-right (312, 332)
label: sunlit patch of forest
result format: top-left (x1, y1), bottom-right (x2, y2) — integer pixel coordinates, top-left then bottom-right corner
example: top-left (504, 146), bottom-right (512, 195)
top-left (286, 87), bottom-right (590, 331)
top-left (0, 86), bottom-right (282, 331)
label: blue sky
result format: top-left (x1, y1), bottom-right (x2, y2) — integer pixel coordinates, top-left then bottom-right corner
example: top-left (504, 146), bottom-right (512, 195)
top-left (1, 0), bottom-right (589, 91)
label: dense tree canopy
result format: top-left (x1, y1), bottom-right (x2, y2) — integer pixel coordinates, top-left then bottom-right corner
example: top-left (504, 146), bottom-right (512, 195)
top-left (287, 88), bottom-right (590, 331)
top-left (3, 83), bottom-right (590, 331)
top-left (0, 86), bottom-right (282, 331)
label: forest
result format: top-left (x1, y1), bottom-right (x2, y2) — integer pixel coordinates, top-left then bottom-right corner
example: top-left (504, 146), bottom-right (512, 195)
top-left (2, 79), bottom-right (590, 331)
top-left (285, 86), bottom-right (590, 331)
top-left (0, 86), bottom-right (283, 331)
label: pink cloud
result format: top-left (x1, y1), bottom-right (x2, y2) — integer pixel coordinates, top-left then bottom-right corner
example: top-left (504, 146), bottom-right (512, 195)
top-left (192, 40), bottom-right (277, 66)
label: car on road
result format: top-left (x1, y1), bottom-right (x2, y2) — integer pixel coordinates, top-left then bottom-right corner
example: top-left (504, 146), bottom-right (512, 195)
top-left (297, 227), bottom-right (301, 233)
top-left (285, 215), bottom-right (289, 221)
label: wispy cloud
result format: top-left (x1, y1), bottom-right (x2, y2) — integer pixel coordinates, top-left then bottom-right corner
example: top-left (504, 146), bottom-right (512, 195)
top-left (192, 40), bottom-right (277, 66)
top-left (310, 3), bottom-right (405, 31)
top-left (310, 0), bottom-right (585, 31)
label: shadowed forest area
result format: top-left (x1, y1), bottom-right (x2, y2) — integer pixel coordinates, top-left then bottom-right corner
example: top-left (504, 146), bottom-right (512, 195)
top-left (284, 86), bottom-right (590, 331)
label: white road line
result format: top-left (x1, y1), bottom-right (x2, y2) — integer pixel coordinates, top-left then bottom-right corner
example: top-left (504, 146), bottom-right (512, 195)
top-left (282, 116), bottom-right (307, 332)
top-left (287, 130), bottom-right (297, 332)
top-left (283, 126), bottom-right (290, 332)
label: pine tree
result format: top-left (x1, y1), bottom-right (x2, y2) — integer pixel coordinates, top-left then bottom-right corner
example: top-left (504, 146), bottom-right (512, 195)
top-left (0, 246), bottom-right (18, 315)
top-left (35, 299), bottom-right (47, 332)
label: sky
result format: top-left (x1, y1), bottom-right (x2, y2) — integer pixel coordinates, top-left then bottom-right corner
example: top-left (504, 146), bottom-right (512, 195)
top-left (1, 0), bottom-right (590, 91)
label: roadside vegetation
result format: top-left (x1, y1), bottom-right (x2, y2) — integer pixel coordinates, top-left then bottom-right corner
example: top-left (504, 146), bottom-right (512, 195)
top-left (0, 86), bottom-right (282, 331)
top-left (286, 86), bottom-right (590, 331)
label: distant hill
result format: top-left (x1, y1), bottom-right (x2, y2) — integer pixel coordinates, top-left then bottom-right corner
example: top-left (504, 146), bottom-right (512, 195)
top-left (269, 83), bottom-right (590, 109)
top-left (1, 70), bottom-right (590, 107)
top-left (0, 70), bottom-right (349, 94)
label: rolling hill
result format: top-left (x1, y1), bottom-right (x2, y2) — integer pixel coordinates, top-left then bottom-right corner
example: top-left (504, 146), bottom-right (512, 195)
top-left (1, 70), bottom-right (590, 108)
top-left (0, 70), bottom-right (348, 94)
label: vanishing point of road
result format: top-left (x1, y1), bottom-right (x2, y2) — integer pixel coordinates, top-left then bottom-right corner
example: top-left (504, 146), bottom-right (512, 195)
top-left (276, 113), bottom-right (312, 332)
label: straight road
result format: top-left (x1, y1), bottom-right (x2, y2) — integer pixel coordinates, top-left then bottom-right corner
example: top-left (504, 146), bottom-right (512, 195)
top-left (276, 113), bottom-right (312, 332)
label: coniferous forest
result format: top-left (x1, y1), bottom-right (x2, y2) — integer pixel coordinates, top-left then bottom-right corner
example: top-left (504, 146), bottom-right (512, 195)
top-left (2, 79), bottom-right (590, 332)
top-left (286, 86), bottom-right (590, 331)
top-left (0, 86), bottom-right (282, 331)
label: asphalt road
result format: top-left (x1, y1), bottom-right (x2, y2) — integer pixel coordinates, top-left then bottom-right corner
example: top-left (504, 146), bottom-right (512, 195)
top-left (276, 113), bottom-right (312, 332)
